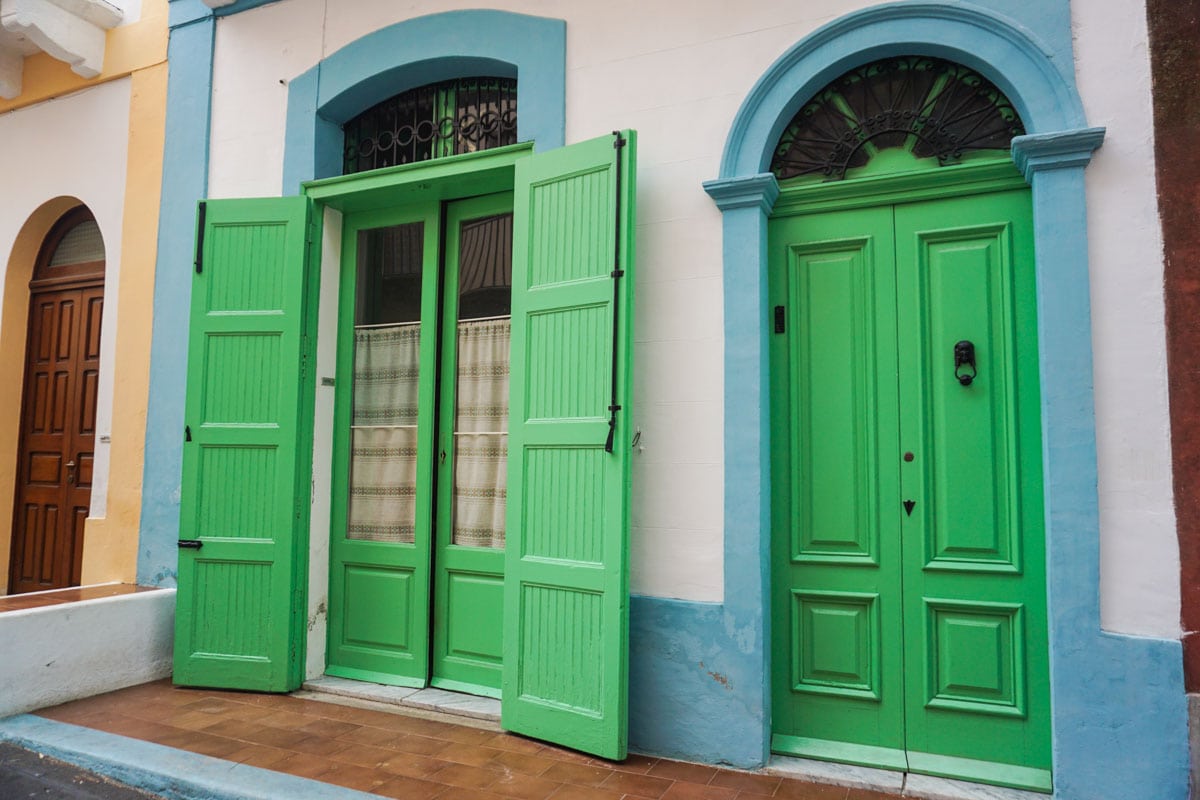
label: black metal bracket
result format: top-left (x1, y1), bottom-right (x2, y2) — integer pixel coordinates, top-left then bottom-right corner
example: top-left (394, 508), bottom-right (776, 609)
top-left (177, 539), bottom-right (203, 550)
top-left (185, 425), bottom-right (192, 442)
top-left (774, 305), bottom-right (786, 334)
top-left (194, 201), bottom-right (207, 274)
top-left (605, 131), bottom-right (627, 454)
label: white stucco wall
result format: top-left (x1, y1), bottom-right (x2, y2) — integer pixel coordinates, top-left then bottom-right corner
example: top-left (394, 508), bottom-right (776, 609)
top-left (1072, 0), bottom-right (1180, 638)
top-left (0, 77), bottom-right (132, 522)
top-left (207, 0), bottom-right (1181, 637)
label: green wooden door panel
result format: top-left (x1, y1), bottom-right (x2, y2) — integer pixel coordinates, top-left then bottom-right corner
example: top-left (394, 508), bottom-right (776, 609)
top-left (768, 207), bottom-right (907, 764)
top-left (175, 196), bottom-right (316, 692)
top-left (894, 191), bottom-right (1051, 787)
top-left (503, 131), bottom-right (636, 760)
top-left (770, 187), bottom-right (1051, 791)
top-left (327, 203), bottom-right (441, 687)
top-left (431, 193), bottom-right (514, 697)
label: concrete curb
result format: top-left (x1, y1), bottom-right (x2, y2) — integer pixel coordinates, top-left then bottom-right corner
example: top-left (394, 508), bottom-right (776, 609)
top-left (0, 715), bottom-right (382, 800)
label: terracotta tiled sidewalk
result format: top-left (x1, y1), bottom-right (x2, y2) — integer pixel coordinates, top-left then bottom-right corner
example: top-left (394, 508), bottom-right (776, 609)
top-left (36, 680), bottom-right (892, 800)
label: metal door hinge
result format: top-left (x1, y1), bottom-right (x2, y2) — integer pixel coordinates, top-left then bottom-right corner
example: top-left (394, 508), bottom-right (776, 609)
top-left (774, 305), bottom-right (786, 334)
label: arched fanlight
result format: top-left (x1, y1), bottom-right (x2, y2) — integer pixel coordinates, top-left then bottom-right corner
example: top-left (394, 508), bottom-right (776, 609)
top-left (343, 77), bottom-right (517, 174)
top-left (771, 56), bottom-right (1025, 182)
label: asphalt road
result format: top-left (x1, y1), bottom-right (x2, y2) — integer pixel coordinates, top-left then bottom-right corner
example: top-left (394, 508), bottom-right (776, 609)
top-left (0, 741), bottom-right (165, 800)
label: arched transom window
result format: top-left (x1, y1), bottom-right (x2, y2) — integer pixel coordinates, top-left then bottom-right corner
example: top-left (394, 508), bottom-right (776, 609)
top-left (34, 207), bottom-right (105, 283)
top-left (771, 56), bottom-right (1025, 182)
top-left (342, 77), bottom-right (517, 174)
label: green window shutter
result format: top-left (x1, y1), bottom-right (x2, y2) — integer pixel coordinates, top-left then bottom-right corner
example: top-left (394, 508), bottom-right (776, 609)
top-left (503, 131), bottom-right (637, 759)
top-left (174, 197), bottom-right (317, 693)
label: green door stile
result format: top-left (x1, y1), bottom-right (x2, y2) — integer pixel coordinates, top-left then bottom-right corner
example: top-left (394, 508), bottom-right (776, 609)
top-left (174, 196), bottom-right (319, 693)
top-left (502, 131), bottom-right (637, 760)
top-left (326, 202), bottom-right (441, 688)
top-left (768, 163), bottom-right (1051, 792)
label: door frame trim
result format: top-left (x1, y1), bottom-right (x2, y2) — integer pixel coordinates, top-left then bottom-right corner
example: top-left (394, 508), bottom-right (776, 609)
top-left (702, 2), bottom-right (1187, 795)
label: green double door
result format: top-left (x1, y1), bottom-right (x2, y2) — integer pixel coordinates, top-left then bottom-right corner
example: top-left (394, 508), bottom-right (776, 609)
top-left (769, 189), bottom-right (1052, 792)
top-left (326, 192), bottom-right (515, 696)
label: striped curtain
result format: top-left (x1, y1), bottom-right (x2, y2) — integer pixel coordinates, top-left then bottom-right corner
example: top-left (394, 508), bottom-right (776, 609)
top-left (347, 324), bottom-right (421, 543)
top-left (452, 318), bottom-right (510, 548)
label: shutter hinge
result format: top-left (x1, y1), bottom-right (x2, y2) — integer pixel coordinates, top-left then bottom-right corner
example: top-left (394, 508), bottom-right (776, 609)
top-left (184, 425), bottom-right (192, 442)
top-left (774, 305), bottom-right (786, 334)
top-left (194, 201), bottom-right (207, 274)
top-left (612, 132), bottom-right (626, 149)
top-left (611, 269), bottom-right (625, 279)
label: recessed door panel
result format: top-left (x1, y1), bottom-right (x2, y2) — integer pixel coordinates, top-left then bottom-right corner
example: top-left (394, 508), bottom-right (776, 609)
top-left (912, 227), bottom-right (1018, 571)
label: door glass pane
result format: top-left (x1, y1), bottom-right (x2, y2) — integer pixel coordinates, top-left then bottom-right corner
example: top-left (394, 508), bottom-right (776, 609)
top-left (452, 213), bottom-right (512, 548)
top-left (348, 222), bottom-right (424, 543)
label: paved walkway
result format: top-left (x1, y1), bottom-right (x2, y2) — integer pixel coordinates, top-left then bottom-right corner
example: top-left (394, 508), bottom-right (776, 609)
top-left (14, 680), bottom-right (891, 800)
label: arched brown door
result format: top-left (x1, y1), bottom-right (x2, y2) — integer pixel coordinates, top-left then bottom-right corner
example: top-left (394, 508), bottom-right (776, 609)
top-left (9, 208), bottom-right (105, 593)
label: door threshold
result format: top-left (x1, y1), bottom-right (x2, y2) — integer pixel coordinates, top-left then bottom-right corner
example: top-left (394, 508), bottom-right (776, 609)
top-left (766, 755), bottom-right (1049, 800)
top-left (300, 675), bottom-right (500, 723)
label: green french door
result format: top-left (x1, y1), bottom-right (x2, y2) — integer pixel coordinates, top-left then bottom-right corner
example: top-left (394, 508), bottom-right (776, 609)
top-left (769, 188), bottom-right (1052, 792)
top-left (327, 194), bottom-right (513, 696)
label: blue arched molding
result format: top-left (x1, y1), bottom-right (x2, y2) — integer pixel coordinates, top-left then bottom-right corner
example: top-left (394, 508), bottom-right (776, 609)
top-left (281, 10), bottom-right (565, 193)
top-left (700, 2), bottom-right (1187, 797)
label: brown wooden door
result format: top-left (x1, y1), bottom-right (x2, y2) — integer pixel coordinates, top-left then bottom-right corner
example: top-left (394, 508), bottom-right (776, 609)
top-left (9, 284), bottom-right (103, 593)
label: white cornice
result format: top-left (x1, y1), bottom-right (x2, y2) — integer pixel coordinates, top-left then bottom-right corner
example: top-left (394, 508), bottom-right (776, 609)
top-left (0, 0), bottom-right (123, 100)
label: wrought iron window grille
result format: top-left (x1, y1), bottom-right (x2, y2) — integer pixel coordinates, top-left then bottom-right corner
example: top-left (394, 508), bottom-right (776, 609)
top-left (771, 56), bottom-right (1026, 182)
top-left (343, 77), bottom-right (517, 174)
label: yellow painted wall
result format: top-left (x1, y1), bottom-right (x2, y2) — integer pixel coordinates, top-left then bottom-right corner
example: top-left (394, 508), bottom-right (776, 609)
top-left (80, 61), bottom-right (167, 585)
top-left (0, 1), bottom-right (168, 591)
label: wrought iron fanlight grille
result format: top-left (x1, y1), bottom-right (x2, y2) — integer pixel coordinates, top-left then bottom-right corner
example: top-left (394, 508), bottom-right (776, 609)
top-left (343, 77), bottom-right (517, 174)
top-left (770, 56), bottom-right (1025, 182)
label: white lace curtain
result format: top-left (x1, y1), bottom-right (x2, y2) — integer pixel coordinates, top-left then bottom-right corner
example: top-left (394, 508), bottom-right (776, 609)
top-left (348, 324), bottom-right (420, 543)
top-left (346, 318), bottom-right (510, 548)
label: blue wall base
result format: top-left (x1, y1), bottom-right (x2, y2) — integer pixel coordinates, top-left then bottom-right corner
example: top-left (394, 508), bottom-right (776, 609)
top-left (629, 596), bottom-right (764, 769)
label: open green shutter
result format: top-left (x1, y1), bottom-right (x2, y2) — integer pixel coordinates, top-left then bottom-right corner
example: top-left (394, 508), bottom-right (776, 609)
top-left (503, 131), bottom-right (637, 759)
top-left (174, 197), bottom-right (317, 692)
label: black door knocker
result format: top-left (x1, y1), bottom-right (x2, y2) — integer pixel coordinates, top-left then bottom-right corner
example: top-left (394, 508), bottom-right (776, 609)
top-left (954, 340), bottom-right (977, 386)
